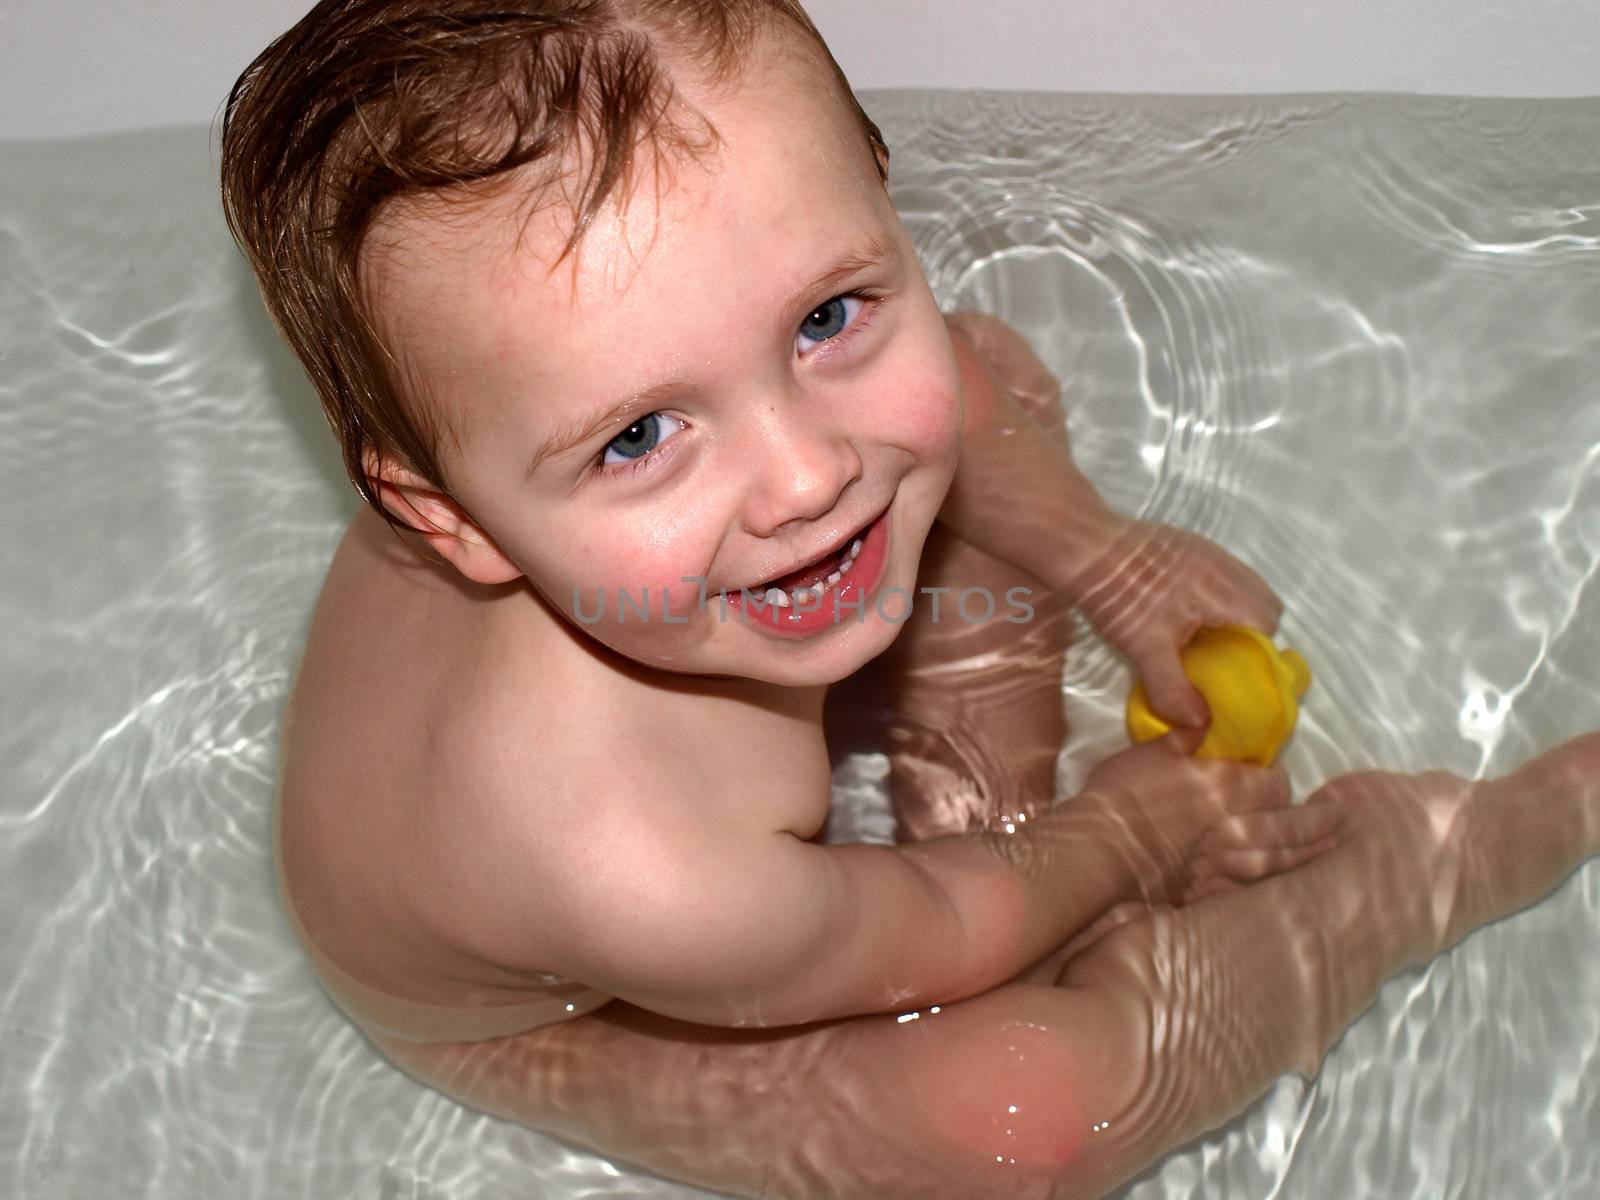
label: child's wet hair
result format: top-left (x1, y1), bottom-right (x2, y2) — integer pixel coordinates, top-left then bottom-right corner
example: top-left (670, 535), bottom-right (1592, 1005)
top-left (220, 0), bottom-right (888, 524)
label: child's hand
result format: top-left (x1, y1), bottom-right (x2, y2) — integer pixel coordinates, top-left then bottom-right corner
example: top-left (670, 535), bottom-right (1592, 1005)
top-left (1179, 794), bottom-right (1348, 901)
top-left (1075, 734), bottom-right (1337, 908)
top-left (1042, 738), bottom-right (1343, 965)
top-left (1072, 517), bottom-right (1283, 730)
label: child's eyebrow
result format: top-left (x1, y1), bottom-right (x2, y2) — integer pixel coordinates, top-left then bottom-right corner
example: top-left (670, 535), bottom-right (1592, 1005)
top-left (783, 232), bottom-right (901, 311)
top-left (523, 235), bottom-right (901, 479)
top-left (524, 381), bottom-right (688, 479)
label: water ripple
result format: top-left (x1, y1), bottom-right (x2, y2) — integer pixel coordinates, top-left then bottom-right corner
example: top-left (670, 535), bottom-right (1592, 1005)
top-left (4, 94), bottom-right (1599, 1200)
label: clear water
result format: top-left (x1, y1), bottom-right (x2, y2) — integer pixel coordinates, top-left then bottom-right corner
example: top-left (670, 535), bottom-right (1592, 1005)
top-left (3, 91), bottom-right (1598, 1198)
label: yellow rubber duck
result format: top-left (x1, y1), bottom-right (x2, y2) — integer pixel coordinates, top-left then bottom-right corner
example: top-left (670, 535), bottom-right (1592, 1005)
top-left (1126, 626), bottom-right (1312, 766)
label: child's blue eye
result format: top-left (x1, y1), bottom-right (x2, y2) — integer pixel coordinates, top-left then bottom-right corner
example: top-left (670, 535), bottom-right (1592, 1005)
top-left (796, 294), bottom-right (865, 352)
top-left (601, 412), bottom-right (684, 468)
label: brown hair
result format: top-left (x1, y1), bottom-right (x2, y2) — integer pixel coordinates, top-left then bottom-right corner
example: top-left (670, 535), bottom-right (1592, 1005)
top-left (219, 0), bottom-right (887, 523)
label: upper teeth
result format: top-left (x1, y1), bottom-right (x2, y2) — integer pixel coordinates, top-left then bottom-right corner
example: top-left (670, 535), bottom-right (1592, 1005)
top-left (753, 535), bottom-right (865, 609)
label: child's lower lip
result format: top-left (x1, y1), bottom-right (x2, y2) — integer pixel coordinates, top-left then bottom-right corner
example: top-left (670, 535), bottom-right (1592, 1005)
top-left (721, 507), bottom-right (891, 641)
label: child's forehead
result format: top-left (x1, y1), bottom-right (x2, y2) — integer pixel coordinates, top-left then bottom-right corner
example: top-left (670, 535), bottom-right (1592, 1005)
top-left (359, 155), bottom-right (693, 346)
top-left (361, 47), bottom-right (886, 338)
top-left (358, 123), bottom-right (902, 475)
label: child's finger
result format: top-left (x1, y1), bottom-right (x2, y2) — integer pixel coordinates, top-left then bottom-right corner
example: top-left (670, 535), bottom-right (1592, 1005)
top-left (1218, 597), bottom-right (1282, 641)
top-left (1209, 799), bottom-right (1348, 849)
top-left (1208, 836), bottom-right (1340, 881)
top-left (1215, 763), bottom-right (1293, 815)
top-left (1197, 549), bottom-right (1283, 632)
top-left (1158, 724), bottom-right (1208, 757)
top-left (1228, 565), bottom-right (1283, 635)
top-left (1138, 648), bottom-right (1212, 730)
top-left (1183, 873), bottom-right (1246, 902)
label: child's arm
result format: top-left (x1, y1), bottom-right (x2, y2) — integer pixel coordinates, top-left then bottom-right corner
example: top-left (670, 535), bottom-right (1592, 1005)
top-left (937, 313), bottom-right (1281, 729)
top-left (379, 734), bottom-right (1600, 1200)
top-left (508, 738), bottom-right (1337, 1029)
top-left (935, 311), bottom-right (1124, 596)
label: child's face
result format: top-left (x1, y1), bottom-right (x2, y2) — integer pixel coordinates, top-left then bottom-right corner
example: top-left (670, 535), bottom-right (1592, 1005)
top-left (363, 31), bottom-right (963, 687)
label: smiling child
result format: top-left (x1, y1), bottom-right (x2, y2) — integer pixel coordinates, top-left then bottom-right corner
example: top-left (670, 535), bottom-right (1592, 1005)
top-left (223, 3), bottom-right (1600, 1197)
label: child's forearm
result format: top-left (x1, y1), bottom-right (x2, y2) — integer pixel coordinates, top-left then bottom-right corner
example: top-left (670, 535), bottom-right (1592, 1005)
top-left (736, 797), bottom-right (1170, 1027)
top-left (881, 793), bottom-right (1183, 1001)
top-left (799, 748), bottom-right (1303, 1023)
top-left (937, 322), bottom-right (1127, 599)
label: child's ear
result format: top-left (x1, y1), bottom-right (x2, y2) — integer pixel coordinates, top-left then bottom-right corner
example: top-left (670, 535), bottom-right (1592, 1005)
top-left (873, 142), bottom-right (891, 180)
top-left (362, 448), bottom-right (523, 586)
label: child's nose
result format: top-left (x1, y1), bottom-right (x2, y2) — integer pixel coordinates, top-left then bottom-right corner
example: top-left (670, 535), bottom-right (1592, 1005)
top-left (739, 407), bottom-right (864, 539)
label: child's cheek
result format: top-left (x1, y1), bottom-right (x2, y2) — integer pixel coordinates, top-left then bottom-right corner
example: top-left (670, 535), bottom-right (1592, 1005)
top-left (602, 537), bottom-right (714, 620)
top-left (884, 361), bottom-right (964, 469)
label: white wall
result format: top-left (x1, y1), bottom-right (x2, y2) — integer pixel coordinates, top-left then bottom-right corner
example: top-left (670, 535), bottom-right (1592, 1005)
top-left (3, 0), bottom-right (1597, 141)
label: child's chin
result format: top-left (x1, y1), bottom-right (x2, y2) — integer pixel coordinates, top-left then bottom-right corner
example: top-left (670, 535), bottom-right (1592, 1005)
top-left (635, 639), bottom-right (857, 689)
top-left (601, 610), bottom-right (903, 687)
top-left (751, 627), bottom-right (902, 687)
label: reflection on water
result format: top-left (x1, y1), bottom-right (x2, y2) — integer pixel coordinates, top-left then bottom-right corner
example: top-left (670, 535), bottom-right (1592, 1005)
top-left (1, 92), bottom-right (1598, 1198)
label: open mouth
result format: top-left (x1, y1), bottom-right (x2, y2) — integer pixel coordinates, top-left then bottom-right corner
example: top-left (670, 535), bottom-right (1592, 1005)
top-left (739, 514), bottom-right (877, 610)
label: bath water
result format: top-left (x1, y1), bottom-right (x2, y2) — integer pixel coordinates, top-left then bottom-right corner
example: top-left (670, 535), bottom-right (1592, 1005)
top-left (2, 91), bottom-right (1597, 1198)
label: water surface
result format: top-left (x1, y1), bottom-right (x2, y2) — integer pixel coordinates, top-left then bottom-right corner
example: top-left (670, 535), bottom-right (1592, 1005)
top-left (2, 92), bottom-right (1597, 1198)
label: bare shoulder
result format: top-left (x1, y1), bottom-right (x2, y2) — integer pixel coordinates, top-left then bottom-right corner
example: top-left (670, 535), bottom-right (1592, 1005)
top-left (427, 644), bottom-right (834, 973)
top-left (276, 510), bottom-right (833, 1002)
top-left (945, 310), bottom-right (1030, 353)
top-left (944, 311), bottom-right (1063, 428)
